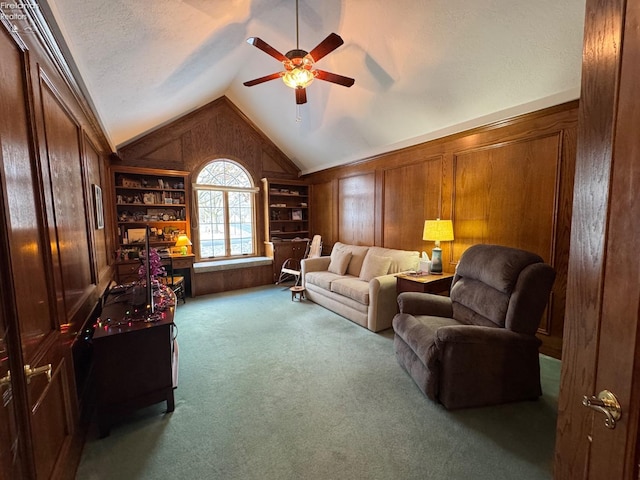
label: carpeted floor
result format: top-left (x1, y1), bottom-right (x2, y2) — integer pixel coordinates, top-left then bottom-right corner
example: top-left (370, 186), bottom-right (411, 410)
top-left (76, 285), bottom-right (560, 480)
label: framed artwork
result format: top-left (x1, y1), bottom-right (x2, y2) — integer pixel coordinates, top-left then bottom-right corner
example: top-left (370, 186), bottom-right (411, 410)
top-left (292, 209), bottom-right (303, 221)
top-left (93, 184), bottom-right (104, 229)
top-left (127, 228), bottom-right (147, 244)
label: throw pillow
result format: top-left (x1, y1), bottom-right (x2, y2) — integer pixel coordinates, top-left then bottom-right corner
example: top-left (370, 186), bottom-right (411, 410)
top-left (328, 251), bottom-right (352, 275)
top-left (359, 254), bottom-right (392, 282)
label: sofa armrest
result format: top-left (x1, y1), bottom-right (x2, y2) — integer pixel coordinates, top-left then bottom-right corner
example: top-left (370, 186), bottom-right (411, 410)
top-left (397, 292), bottom-right (453, 318)
top-left (301, 256), bottom-right (331, 287)
top-left (367, 274), bottom-right (401, 332)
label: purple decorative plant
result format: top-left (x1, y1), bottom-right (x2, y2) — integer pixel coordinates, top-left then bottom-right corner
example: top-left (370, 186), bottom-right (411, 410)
top-left (138, 248), bottom-right (165, 280)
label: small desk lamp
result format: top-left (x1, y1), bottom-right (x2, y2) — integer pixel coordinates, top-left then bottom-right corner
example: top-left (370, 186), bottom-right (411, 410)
top-left (175, 234), bottom-right (192, 256)
top-left (422, 219), bottom-right (454, 274)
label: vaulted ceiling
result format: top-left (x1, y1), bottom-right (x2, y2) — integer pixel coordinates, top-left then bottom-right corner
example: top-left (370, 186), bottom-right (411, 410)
top-left (41, 0), bottom-right (586, 174)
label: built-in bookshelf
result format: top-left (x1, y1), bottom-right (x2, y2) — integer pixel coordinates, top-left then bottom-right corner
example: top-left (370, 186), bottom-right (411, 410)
top-left (111, 166), bottom-right (190, 258)
top-left (262, 178), bottom-right (310, 242)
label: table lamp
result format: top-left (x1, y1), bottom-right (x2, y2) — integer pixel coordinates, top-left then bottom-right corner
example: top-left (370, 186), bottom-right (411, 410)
top-left (175, 234), bottom-right (192, 256)
top-left (422, 219), bottom-right (454, 274)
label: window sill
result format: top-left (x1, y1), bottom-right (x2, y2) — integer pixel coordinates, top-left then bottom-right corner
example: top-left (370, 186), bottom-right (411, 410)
top-left (193, 256), bottom-right (272, 273)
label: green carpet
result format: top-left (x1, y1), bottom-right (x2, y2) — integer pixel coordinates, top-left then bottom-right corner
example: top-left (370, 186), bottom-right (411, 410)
top-left (76, 285), bottom-right (559, 479)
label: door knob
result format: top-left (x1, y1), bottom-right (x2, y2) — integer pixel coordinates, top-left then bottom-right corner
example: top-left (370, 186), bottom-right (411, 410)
top-left (582, 389), bottom-right (621, 429)
top-left (0, 370), bottom-right (10, 388)
top-left (23, 364), bottom-right (52, 384)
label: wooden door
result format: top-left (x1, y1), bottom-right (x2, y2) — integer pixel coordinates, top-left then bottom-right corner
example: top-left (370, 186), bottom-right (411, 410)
top-left (0, 306), bottom-right (24, 480)
top-left (1, 24), bottom-right (76, 479)
top-left (554, 0), bottom-right (640, 478)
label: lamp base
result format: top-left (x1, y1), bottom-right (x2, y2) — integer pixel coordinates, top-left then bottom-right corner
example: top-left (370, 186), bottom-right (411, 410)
top-left (430, 247), bottom-right (443, 275)
top-left (180, 246), bottom-right (187, 256)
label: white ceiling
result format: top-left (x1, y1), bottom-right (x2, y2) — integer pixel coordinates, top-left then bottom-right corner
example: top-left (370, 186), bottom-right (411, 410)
top-left (42, 0), bottom-right (586, 174)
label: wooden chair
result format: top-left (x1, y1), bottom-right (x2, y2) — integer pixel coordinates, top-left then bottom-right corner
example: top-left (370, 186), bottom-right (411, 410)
top-left (277, 235), bottom-right (322, 286)
top-left (160, 256), bottom-right (186, 304)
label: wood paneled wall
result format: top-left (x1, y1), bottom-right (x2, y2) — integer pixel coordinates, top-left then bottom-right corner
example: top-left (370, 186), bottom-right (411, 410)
top-left (304, 102), bottom-right (579, 358)
top-left (0, 6), bottom-right (112, 478)
top-left (115, 96), bottom-right (303, 293)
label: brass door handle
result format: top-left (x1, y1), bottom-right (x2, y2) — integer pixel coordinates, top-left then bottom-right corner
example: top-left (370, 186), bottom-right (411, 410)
top-left (24, 364), bottom-right (52, 384)
top-left (582, 390), bottom-right (621, 429)
top-left (0, 370), bottom-right (10, 388)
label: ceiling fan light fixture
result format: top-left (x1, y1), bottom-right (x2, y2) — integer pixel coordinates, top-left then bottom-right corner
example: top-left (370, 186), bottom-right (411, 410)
top-left (282, 53), bottom-right (315, 89)
top-left (282, 66), bottom-right (316, 89)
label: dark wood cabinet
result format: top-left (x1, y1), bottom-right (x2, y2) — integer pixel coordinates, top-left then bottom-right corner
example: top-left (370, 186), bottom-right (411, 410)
top-left (265, 239), bottom-right (308, 283)
top-left (92, 288), bottom-right (178, 437)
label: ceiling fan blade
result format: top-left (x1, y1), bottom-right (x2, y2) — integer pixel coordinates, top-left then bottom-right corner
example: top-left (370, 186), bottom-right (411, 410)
top-left (296, 88), bottom-right (307, 105)
top-left (309, 33), bottom-right (344, 62)
top-left (243, 72), bottom-right (283, 87)
top-left (315, 70), bottom-right (355, 87)
top-left (246, 37), bottom-right (287, 62)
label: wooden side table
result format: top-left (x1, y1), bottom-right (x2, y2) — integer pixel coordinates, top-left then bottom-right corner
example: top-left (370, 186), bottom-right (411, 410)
top-left (396, 272), bottom-right (455, 296)
top-left (290, 286), bottom-right (305, 301)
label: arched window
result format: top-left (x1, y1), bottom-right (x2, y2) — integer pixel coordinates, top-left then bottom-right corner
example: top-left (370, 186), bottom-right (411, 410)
top-left (193, 159), bottom-right (258, 259)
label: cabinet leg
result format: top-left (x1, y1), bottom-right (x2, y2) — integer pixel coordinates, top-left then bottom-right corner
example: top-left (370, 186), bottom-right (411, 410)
top-left (166, 392), bottom-right (175, 413)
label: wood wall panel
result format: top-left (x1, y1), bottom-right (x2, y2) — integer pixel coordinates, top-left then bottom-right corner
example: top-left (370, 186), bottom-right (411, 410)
top-left (40, 81), bottom-right (93, 318)
top-left (83, 135), bottom-right (111, 285)
top-left (383, 158), bottom-right (443, 251)
top-left (451, 135), bottom-right (560, 261)
top-left (305, 102), bottom-right (578, 358)
top-left (338, 174), bottom-right (376, 246)
top-left (193, 265), bottom-right (273, 296)
top-left (117, 98), bottom-right (297, 180)
top-left (309, 181), bottom-right (335, 255)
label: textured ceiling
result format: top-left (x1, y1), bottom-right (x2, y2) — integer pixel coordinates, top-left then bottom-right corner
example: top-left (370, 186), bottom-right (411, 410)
top-left (42, 0), bottom-right (586, 174)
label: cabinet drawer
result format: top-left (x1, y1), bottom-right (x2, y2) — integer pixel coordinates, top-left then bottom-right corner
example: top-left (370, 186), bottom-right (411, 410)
top-left (117, 262), bottom-right (140, 275)
top-left (171, 257), bottom-right (193, 269)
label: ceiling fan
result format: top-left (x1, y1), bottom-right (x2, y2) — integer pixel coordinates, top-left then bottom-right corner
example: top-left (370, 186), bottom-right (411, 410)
top-left (243, 0), bottom-right (355, 105)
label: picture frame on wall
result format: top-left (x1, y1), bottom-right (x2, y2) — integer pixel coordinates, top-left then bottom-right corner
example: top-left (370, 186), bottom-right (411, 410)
top-left (93, 184), bottom-right (104, 229)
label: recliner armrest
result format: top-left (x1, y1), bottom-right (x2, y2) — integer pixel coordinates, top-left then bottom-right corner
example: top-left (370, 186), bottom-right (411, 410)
top-left (397, 292), bottom-right (453, 317)
top-left (435, 324), bottom-right (541, 347)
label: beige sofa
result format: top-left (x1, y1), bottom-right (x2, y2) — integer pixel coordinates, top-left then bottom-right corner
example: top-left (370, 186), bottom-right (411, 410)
top-left (301, 242), bottom-right (420, 332)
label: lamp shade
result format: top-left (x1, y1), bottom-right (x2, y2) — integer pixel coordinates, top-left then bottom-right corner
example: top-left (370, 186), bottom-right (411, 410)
top-left (423, 219), bottom-right (454, 243)
top-left (175, 234), bottom-right (192, 255)
top-left (175, 235), bottom-right (192, 247)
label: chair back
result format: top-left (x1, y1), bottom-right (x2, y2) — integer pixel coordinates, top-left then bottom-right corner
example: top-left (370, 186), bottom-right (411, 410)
top-left (449, 244), bottom-right (555, 335)
top-left (307, 235), bottom-right (322, 258)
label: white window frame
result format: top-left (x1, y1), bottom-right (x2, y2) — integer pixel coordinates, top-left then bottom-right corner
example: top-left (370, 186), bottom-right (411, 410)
top-left (192, 160), bottom-right (259, 261)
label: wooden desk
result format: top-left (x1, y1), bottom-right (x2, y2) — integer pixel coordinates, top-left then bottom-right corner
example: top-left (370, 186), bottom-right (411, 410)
top-left (116, 253), bottom-right (195, 297)
top-left (92, 285), bottom-right (178, 437)
top-left (165, 253), bottom-right (195, 298)
top-left (396, 272), bottom-right (455, 295)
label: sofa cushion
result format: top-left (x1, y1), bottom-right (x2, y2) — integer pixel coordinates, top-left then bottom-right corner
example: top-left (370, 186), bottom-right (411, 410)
top-left (305, 271), bottom-right (347, 291)
top-left (331, 242), bottom-right (370, 277)
top-left (331, 277), bottom-right (370, 305)
top-left (359, 253), bottom-right (392, 281)
top-left (328, 250), bottom-right (352, 275)
top-left (368, 246), bottom-right (420, 274)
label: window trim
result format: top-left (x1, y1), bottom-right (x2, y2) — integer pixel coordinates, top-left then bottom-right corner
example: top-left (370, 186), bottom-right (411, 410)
top-left (192, 160), bottom-right (259, 262)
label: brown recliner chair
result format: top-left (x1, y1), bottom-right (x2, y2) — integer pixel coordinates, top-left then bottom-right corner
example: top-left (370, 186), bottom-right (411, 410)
top-left (392, 244), bottom-right (556, 409)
